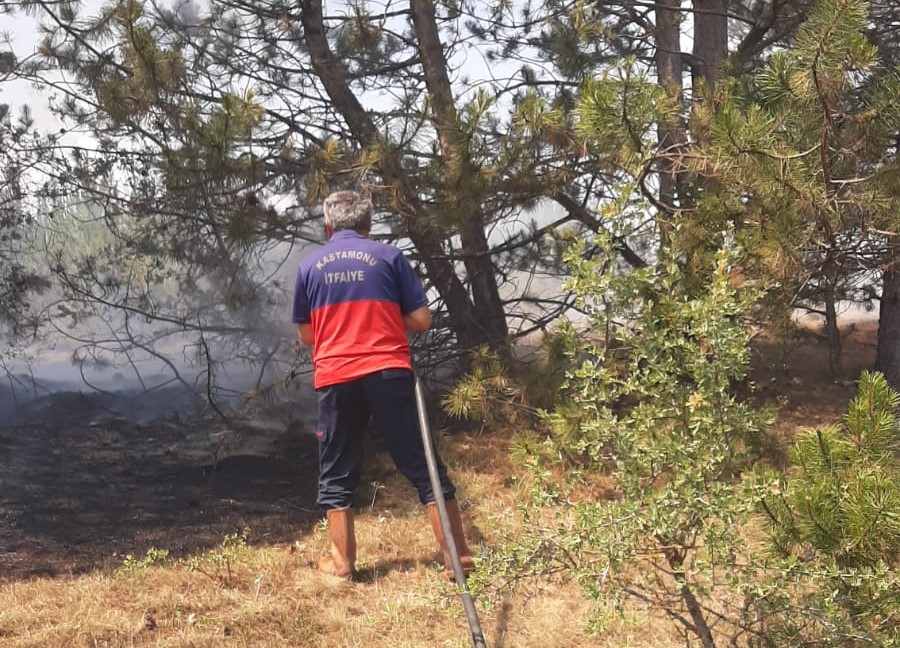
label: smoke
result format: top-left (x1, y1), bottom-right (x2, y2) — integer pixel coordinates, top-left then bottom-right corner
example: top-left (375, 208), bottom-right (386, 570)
top-left (2, 227), bottom-right (315, 426)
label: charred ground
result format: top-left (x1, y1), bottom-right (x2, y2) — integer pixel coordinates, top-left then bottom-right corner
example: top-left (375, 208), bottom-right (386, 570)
top-left (0, 387), bottom-right (322, 580)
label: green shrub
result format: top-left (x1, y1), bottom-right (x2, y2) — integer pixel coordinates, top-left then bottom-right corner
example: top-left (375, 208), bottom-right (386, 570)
top-left (473, 238), bottom-right (772, 648)
top-left (115, 547), bottom-right (172, 577)
top-left (184, 530), bottom-right (251, 588)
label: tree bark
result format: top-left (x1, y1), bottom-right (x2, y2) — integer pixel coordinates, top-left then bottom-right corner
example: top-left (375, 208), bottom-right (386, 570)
top-left (655, 0), bottom-right (685, 225)
top-left (876, 264), bottom-right (900, 388)
top-left (823, 280), bottom-right (842, 379)
top-left (692, 0), bottom-right (728, 93)
top-left (664, 546), bottom-right (717, 648)
top-left (409, 0), bottom-right (508, 353)
top-left (679, 580), bottom-right (718, 648)
top-left (552, 190), bottom-right (647, 268)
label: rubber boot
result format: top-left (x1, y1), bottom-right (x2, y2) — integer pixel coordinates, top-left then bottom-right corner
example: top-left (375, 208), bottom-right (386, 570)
top-left (426, 499), bottom-right (475, 581)
top-left (318, 508), bottom-right (356, 580)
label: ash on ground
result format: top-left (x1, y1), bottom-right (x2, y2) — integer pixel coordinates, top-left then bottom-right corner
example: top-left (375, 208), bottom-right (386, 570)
top-left (0, 378), bottom-right (321, 580)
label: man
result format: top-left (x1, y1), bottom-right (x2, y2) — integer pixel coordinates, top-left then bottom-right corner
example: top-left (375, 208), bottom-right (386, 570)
top-left (292, 189), bottom-right (475, 581)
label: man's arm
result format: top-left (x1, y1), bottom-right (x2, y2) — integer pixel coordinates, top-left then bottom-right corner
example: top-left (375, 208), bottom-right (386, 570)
top-left (292, 263), bottom-right (314, 347)
top-left (403, 305), bottom-right (432, 332)
top-left (298, 323), bottom-right (314, 346)
top-left (393, 251), bottom-right (431, 332)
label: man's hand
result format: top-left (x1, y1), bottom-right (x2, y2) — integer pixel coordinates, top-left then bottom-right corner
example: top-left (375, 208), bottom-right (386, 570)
top-left (298, 323), bottom-right (314, 346)
top-left (403, 305), bottom-right (432, 332)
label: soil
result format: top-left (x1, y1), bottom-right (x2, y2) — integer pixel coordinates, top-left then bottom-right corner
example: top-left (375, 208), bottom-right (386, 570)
top-left (748, 320), bottom-right (878, 435)
top-left (0, 320), bottom-right (880, 582)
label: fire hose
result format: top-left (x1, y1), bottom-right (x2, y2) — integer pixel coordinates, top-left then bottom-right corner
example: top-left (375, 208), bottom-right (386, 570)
top-left (413, 372), bottom-right (488, 648)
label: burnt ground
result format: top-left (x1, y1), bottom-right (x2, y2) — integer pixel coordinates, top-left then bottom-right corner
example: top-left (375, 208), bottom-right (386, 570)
top-left (0, 319), bottom-right (881, 583)
top-left (0, 387), bottom-right (323, 581)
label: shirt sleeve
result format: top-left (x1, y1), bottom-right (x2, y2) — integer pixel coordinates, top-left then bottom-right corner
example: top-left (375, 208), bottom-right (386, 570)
top-left (292, 264), bottom-right (311, 324)
top-left (393, 252), bottom-right (428, 315)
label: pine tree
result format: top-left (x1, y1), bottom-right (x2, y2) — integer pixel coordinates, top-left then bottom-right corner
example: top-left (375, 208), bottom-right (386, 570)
top-left (0, 103), bottom-right (50, 337)
top-left (698, 0), bottom-right (900, 378)
top-left (762, 371), bottom-right (900, 645)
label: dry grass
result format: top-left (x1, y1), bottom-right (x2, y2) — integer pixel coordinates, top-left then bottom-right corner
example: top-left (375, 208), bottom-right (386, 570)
top-left (0, 428), bottom-right (682, 648)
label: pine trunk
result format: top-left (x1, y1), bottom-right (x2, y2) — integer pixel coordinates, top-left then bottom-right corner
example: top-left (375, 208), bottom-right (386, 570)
top-left (823, 283), bottom-right (842, 379)
top-left (876, 265), bottom-right (900, 388)
top-left (409, 0), bottom-right (508, 355)
top-left (655, 0), bottom-right (685, 239)
top-left (459, 218), bottom-right (508, 353)
top-left (692, 0), bottom-right (728, 91)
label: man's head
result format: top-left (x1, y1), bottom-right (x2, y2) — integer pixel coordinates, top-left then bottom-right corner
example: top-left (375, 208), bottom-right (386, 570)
top-left (323, 190), bottom-right (371, 238)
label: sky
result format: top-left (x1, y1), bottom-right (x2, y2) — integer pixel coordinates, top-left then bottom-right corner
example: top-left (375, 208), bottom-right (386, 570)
top-left (1, 1), bottom-right (104, 127)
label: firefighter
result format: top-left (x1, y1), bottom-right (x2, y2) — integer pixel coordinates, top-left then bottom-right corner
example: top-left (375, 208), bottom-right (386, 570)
top-left (292, 189), bottom-right (474, 581)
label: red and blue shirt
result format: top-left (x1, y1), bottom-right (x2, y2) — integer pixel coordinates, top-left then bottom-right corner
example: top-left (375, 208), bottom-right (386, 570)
top-left (292, 230), bottom-right (428, 389)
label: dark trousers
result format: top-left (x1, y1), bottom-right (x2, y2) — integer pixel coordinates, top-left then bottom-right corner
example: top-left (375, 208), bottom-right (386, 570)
top-left (315, 368), bottom-right (456, 510)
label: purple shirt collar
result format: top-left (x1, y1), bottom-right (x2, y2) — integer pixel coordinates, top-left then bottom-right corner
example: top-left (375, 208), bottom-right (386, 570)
top-left (329, 230), bottom-right (366, 242)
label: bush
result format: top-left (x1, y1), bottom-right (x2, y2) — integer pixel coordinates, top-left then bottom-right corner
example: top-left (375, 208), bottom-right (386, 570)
top-left (472, 238), bottom-right (772, 648)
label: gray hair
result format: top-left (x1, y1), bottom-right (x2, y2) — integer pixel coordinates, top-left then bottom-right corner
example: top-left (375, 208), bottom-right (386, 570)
top-left (323, 190), bottom-right (372, 232)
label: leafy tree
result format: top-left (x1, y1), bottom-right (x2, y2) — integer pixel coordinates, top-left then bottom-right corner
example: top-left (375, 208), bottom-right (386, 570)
top-left (1, 0), bottom-right (314, 398)
top-left (507, 0), bottom-right (897, 381)
top-left (8, 0), bottom-right (611, 366)
top-left (0, 99), bottom-right (50, 338)
top-left (8, 0), bottom-right (787, 377)
top-left (459, 232), bottom-right (771, 647)
top-left (456, 4), bottom-right (897, 645)
top-left (3, 0), bottom-right (896, 394)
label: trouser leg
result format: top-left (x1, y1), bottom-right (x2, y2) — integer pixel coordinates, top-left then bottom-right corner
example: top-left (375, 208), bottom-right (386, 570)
top-left (315, 380), bottom-right (369, 510)
top-left (361, 368), bottom-right (455, 505)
